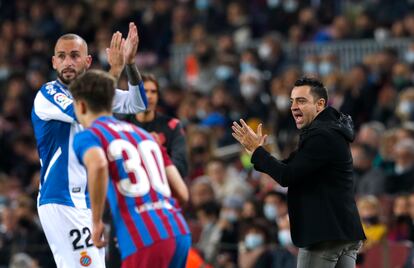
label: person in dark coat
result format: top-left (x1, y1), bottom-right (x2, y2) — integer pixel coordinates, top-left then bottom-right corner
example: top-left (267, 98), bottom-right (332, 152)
top-left (232, 77), bottom-right (366, 268)
top-left (119, 73), bottom-right (188, 178)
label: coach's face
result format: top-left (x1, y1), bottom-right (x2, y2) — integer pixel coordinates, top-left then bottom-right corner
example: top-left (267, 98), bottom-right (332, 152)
top-left (290, 86), bottom-right (325, 129)
top-left (52, 39), bottom-right (92, 85)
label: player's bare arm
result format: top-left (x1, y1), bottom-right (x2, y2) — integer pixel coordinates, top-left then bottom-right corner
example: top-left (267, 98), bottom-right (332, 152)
top-left (83, 147), bottom-right (109, 249)
top-left (166, 165), bottom-right (189, 204)
top-left (107, 31), bottom-right (125, 80)
top-left (124, 22), bottom-right (142, 85)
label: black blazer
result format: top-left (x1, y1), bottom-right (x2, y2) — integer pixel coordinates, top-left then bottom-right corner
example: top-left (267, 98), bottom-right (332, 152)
top-left (251, 107), bottom-right (366, 247)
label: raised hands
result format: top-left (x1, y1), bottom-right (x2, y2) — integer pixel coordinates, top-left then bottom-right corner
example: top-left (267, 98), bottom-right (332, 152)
top-left (107, 31), bottom-right (125, 79)
top-left (124, 22), bottom-right (139, 65)
top-left (232, 119), bottom-right (267, 155)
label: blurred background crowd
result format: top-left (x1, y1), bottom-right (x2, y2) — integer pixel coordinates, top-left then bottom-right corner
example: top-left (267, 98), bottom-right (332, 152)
top-left (2, 0), bottom-right (414, 267)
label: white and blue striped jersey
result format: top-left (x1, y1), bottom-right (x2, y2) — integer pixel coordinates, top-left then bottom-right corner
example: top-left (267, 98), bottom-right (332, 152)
top-left (32, 79), bottom-right (147, 209)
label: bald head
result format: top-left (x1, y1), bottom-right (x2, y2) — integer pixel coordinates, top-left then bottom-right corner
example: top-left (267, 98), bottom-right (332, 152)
top-left (52, 34), bottom-right (92, 85)
top-left (55, 34), bottom-right (88, 54)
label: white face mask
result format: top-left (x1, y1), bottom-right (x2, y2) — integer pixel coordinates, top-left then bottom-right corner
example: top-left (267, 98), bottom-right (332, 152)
top-left (221, 210), bottom-right (238, 223)
top-left (283, 0), bottom-right (298, 13)
top-left (263, 203), bottom-right (278, 221)
top-left (245, 233), bottom-right (264, 250)
top-left (267, 0), bottom-right (281, 8)
top-left (303, 61), bottom-right (318, 74)
top-left (275, 95), bottom-right (291, 111)
top-left (258, 44), bottom-right (272, 60)
top-left (241, 83), bottom-right (259, 100)
top-left (405, 51), bottom-right (414, 64)
top-left (319, 61), bottom-right (334, 76)
top-left (398, 100), bottom-right (414, 118)
top-left (278, 229), bottom-right (293, 246)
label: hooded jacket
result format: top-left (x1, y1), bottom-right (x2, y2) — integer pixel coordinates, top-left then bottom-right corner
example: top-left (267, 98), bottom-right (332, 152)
top-left (251, 106), bottom-right (366, 247)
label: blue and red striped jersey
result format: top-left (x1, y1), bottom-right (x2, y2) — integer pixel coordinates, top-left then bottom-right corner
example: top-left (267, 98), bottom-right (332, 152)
top-left (73, 116), bottom-right (190, 260)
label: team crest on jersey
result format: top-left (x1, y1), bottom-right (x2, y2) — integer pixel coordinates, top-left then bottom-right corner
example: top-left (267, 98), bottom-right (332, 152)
top-left (79, 251), bottom-right (92, 267)
top-left (54, 93), bottom-right (72, 109)
top-left (46, 84), bottom-right (56, 95)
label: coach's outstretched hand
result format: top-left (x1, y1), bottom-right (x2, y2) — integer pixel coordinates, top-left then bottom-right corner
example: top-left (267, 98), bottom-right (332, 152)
top-left (92, 220), bottom-right (107, 249)
top-left (124, 22), bottom-right (139, 65)
top-left (232, 119), bottom-right (267, 155)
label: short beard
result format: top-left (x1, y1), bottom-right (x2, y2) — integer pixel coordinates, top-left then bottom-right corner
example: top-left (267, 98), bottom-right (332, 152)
top-left (57, 69), bottom-right (85, 85)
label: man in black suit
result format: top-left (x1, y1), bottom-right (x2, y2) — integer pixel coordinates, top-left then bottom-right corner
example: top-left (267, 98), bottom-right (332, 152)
top-left (232, 77), bottom-right (365, 268)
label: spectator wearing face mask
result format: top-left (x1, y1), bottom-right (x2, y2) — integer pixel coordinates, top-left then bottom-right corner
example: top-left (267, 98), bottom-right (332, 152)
top-left (257, 33), bottom-right (286, 78)
top-left (351, 142), bottom-right (386, 195)
top-left (385, 138), bottom-right (414, 194)
top-left (357, 195), bottom-right (387, 250)
top-left (396, 88), bottom-right (414, 124)
top-left (194, 201), bottom-right (221, 264)
top-left (262, 191), bottom-right (288, 244)
top-left (238, 219), bottom-right (296, 268)
top-left (388, 194), bottom-right (412, 241)
top-left (213, 196), bottom-right (244, 268)
top-left (238, 70), bottom-right (270, 121)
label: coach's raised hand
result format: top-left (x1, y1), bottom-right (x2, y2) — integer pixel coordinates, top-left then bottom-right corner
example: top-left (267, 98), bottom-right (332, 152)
top-left (232, 119), bottom-right (267, 155)
top-left (107, 31), bottom-right (125, 80)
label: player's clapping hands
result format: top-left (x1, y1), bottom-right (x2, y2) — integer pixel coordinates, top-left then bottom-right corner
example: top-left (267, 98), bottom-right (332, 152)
top-left (107, 31), bottom-right (125, 78)
top-left (124, 22), bottom-right (139, 65)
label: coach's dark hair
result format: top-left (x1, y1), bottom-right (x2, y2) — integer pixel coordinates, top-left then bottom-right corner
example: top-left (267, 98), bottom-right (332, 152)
top-left (69, 70), bottom-right (115, 113)
top-left (294, 77), bottom-right (328, 107)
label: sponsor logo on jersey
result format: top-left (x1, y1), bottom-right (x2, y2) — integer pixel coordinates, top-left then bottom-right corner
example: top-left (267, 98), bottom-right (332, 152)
top-left (80, 251), bottom-right (92, 267)
top-left (54, 93), bottom-right (72, 110)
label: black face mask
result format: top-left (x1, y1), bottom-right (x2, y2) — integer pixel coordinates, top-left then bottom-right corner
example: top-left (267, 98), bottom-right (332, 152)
top-left (362, 216), bottom-right (380, 225)
top-left (197, 52), bottom-right (212, 65)
top-left (396, 215), bottom-right (412, 224)
top-left (191, 146), bottom-right (207, 155)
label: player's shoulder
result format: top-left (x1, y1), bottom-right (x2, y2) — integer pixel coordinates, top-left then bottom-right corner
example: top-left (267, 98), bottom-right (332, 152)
top-left (36, 81), bottom-right (72, 109)
top-left (74, 128), bottom-right (100, 146)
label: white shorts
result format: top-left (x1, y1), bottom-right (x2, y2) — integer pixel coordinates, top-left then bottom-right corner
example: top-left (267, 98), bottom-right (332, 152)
top-left (38, 203), bottom-right (106, 268)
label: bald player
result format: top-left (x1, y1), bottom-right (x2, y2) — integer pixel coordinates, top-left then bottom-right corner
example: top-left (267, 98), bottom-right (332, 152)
top-left (31, 23), bottom-right (147, 268)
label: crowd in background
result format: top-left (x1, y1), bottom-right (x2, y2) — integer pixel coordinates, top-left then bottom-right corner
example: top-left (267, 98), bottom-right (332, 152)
top-left (2, 0), bottom-right (414, 267)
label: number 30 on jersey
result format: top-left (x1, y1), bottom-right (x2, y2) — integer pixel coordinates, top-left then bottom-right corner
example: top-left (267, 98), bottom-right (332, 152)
top-left (108, 139), bottom-right (171, 198)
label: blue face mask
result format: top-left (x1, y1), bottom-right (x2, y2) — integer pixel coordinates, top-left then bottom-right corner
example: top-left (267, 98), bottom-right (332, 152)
top-left (240, 62), bottom-right (255, 73)
top-left (221, 210), bottom-right (238, 223)
top-left (267, 0), bottom-right (281, 8)
top-left (245, 233), bottom-right (264, 250)
top-left (319, 61), bottom-right (334, 76)
top-left (303, 61), bottom-right (318, 74)
top-left (405, 51), bottom-right (414, 64)
top-left (278, 230), bottom-right (292, 246)
top-left (263, 203), bottom-right (278, 221)
top-left (195, 0), bottom-right (209, 11)
top-left (216, 65), bottom-right (234, 80)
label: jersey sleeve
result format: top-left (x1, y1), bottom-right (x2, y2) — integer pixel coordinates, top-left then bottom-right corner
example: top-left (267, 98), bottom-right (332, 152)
top-left (112, 81), bottom-right (148, 114)
top-left (33, 84), bottom-right (76, 123)
top-left (73, 130), bottom-right (102, 165)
